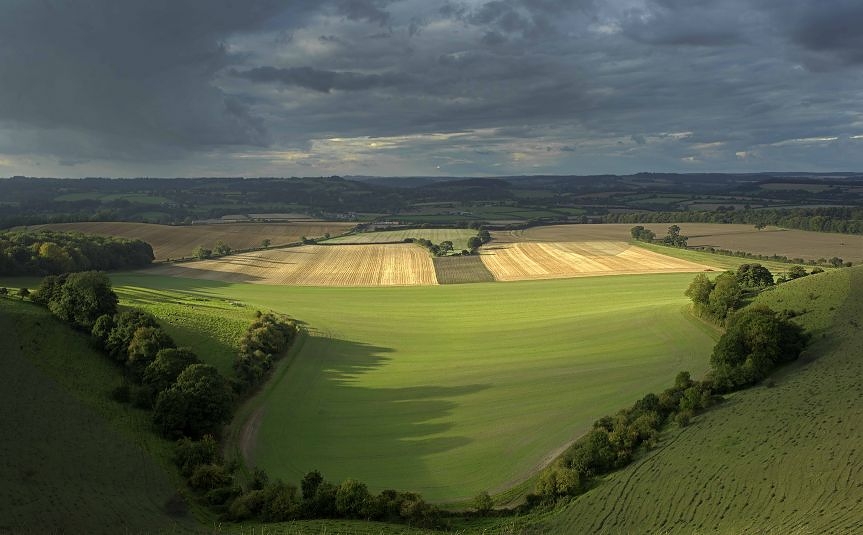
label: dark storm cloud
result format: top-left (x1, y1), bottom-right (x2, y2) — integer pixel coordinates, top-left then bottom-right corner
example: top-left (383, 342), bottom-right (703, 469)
top-left (2, 0), bottom-right (863, 176)
top-left (773, 1), bottom-right (863, 67)
top-left (336, 0), bottom-right (394, 25)
top-left (0, 0), bottom-right (312, 160)
top-left (234, 66), bottom-right (409, 92)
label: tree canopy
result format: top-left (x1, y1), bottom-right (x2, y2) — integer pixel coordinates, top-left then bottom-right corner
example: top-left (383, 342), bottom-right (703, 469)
top-left (0, 230), bottom-right (153, 275)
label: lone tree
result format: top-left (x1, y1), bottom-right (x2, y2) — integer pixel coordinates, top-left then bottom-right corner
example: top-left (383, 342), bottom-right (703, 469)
top-left (260, 238), bottom-right (271, 249)
top-left (663, 225), bottom-right (687, 248)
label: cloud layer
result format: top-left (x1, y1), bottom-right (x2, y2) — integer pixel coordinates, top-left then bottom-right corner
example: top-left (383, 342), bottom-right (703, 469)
top-left (0, 0), bottom-right (861, 176)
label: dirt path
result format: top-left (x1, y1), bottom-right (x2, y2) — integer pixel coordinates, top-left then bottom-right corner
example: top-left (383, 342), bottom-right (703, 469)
top-left (238, 406), bottom-right (265, 464)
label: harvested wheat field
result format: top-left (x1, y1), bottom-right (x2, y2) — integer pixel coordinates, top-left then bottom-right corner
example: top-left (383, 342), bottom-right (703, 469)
top-left (146, 244), bottom-right (438, 286)
top-left (31, 221), bottom-right (355, 261)
top-left (496, 223), bottom-right (863, 262)
top-left (480, 241), bottom-right (715, 281)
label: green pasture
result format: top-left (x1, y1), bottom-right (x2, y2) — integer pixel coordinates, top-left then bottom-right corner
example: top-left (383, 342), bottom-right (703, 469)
top-left (325, 228), bottom-right (478, 250)
top-left (115, 284), bottom-right (253, 375)
top-left (0, 298), bottom-right (198, 533)
top-left (540, 266), bottom-right (863, 534)
top-left (110, 272), bottom-right (718, 503)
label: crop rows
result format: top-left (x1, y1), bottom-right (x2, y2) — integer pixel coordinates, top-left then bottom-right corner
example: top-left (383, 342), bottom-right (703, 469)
top-left (479, 241), bottom-right (713, 281)
top-left (150, 244), bottom-right (438, 286)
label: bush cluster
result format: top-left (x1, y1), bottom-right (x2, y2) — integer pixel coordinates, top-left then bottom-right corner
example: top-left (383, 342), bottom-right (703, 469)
top-left (0, 230), bottom-right (154, 275)
top-left (173, 443), bottom-right (442, 528)
top-left (232, 311), bottom-right (298, 394)
top-left (534, 371), bottom-right (713, 502)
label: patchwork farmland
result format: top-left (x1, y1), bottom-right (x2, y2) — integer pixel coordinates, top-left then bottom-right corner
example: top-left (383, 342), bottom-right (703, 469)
top-left (498, 223), bottom-right (863, 262)
top-left (32, 221), bottom-right (355, 261)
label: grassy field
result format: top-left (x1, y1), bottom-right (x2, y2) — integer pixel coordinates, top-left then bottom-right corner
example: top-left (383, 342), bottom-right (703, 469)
top-left (111, 272), bottom-right (718, 504)
top-left (115, 284), bottom-right (255, 375)
top-left (326, 229), bottom-right (478, 250)
top-left (495, 223), bottom-right (863, 263)
top-left (145, 244), bottom-right (438, 287)
top-left (0, 298), bottom-right (198, 533)
top-left (538, 266), bottom-right (863, 534)
top-left (31, 221), bottom-right (355, 261)
top-left (479, 241), bottom-right (714, 281)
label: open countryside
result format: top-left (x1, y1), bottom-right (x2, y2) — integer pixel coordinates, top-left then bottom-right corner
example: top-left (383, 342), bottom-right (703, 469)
top-left (542, 267), bottom-right (863, 534)
top-left (111, 272), bottom-right (718, 502)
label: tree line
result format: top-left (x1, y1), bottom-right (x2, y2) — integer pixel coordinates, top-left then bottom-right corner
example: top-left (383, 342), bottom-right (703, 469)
top-left (0, 230), bottom-right (154, 275)
top-left (607, 206), bottom-right (863, 235)
top-left (530, 265), bottom-right (809, 505)
top-left (22, 271), bottom-right (445, 528)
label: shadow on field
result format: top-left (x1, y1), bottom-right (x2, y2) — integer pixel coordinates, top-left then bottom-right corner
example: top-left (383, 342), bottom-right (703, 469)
top-left (276, 335), bottom-right (491, 488)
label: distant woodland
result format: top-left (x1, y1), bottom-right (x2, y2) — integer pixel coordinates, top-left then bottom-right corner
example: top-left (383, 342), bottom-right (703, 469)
top-left (0, 230), bottom-right (154, 275)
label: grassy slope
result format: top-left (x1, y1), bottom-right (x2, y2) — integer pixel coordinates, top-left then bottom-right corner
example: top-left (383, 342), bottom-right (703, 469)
top-left (0, 299), bottom-right (198, 534)
top-left (540, 266), bottom-right (863, 534)
top-left (116, 283), bottom-right (254, 375)
top-left (111, 273), bottom-right (717, 503)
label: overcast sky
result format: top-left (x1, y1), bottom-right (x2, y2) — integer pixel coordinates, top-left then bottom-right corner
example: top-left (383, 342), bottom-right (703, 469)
top-left (1, 0), bottom-right (862, 178)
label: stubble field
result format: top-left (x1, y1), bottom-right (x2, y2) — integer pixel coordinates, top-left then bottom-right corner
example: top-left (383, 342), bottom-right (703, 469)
top-left (479, 241), bottom-right (714, 281)
top-left (497, 223), bottom-right (863, 262)
top-left (145, 244), bottom-right (438, 286)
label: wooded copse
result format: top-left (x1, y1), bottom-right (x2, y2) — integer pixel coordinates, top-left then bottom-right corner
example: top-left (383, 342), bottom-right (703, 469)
top-left (0, 230), bottom-right (154, 275)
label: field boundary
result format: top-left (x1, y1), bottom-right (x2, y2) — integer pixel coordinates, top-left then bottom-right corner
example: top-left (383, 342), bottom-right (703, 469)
top-left (224, 330), bottom-right (310, 474)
